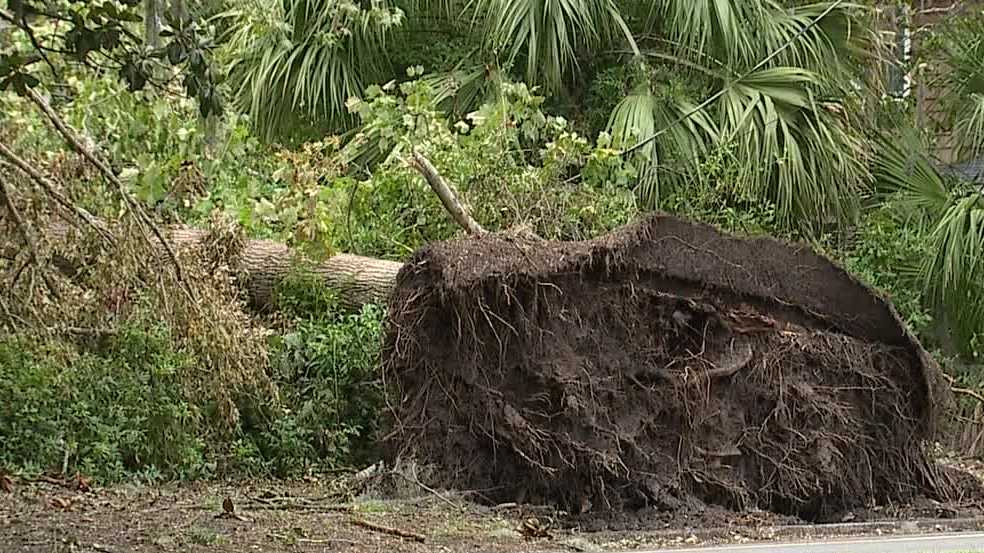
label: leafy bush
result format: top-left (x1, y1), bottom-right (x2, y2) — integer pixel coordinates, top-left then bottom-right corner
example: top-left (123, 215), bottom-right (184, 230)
top-left (0, 327), bottom-right (210, 482)
top-left (243, 269), bottom-right (386, 476)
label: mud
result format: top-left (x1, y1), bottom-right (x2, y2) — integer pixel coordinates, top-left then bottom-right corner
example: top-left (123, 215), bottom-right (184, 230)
top-left (382, 214), bottom-right (964, 521)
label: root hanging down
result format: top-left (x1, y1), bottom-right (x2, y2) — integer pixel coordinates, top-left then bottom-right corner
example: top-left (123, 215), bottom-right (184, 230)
top-left (382, 214), bottom-right (959, 521)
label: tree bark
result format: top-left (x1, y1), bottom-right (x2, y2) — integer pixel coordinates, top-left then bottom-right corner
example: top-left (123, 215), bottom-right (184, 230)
top-left (170, 229), bottom-right (402, 311)
top-left (44, 225), bottom-right (403, 312)
top-left (409, 151), bottom-right (485, 235)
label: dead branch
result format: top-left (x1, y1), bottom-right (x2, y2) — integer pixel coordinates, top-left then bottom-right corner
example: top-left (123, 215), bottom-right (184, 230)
top-left (349, 518), bottom-right (426, 543)
top-left (953, 385), bottom-right (984, 406)
top-left (0, 174), bottom-right (60, 297)
top-left (409, 150), bottom-right (485, 235)
top-left (0, 145), bottom-right (111, 242)
top-left (22, 87), bottom-right (192, 297)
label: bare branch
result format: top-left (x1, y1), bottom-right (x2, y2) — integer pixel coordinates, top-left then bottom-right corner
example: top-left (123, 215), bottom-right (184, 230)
top-left (22, 87), bottom-right (193, 297)
top-left (0, 145), bottom-right (112, 242)
top-left (0, 174), bottom-right (61, 298)
top-left (409, 150), bottom-right (485, 235)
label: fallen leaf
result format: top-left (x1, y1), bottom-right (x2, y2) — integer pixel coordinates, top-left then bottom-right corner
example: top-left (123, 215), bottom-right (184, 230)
top-left (518, 518), bottom-right (552, 540)
top-left (0, 474), bottom-right (13, 493)
top-left (223, 497), bottom-right (235, 514)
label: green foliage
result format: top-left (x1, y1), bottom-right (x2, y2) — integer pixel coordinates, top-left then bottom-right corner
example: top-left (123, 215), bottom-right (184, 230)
top-left (927, 9), bottom-right (984, 161)
top-left (838, 200), bottom-right (934, 338)
top-left (340, 75), bottom-right (637, 257)
top-left (0, 327), bottom-right (210, 482)
top-left (923, 194), bottom-right (984, 361)
top-left (477, 0), bottom-right (636, 94)
top-left (219, 0), bottom-right (405, 141)
top-left (871, 133), bottom-right (984, 361)
top-left (0, 0), bottom-right (221, 116)
top-left (609, 0), bottom-right (872, 233)
top-left (255, 270), bottom-right (386, 476)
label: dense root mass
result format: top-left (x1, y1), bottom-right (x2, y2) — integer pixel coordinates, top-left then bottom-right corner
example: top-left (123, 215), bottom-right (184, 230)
top-left (382, 215), bottom-right (960, 520)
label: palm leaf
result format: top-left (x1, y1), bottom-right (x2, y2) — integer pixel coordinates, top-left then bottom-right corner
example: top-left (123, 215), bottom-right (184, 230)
top-left (479, 0), bottom-right (637, 94)
top-left (711, 66), bottom-right (867, 232)
top-left (607, 81), bottom-right (714, 207)
top-left (221, 0), bottom-right (403, 141)
top-left (923, 193), bottom-right (984, 357)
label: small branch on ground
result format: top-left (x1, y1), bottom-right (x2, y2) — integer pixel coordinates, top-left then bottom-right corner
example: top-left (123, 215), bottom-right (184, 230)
top-left (245, 494), bottom-right (353, 512)
top-left (408, 150), bottom-right (485, 235)
top-left (349, 518), bottom-right (426, 543)
top-left (395, 465), bottom-right (462, 511)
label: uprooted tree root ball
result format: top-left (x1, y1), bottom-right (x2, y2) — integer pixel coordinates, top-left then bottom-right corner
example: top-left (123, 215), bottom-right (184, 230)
top-left (382, 214), bottom-right (967, 521)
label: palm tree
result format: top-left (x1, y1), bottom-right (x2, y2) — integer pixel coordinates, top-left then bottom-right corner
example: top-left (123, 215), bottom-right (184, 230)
top-left (873, 11), bottom-right (984, 361)
top-left (220, 0), bottom-right (882, 235)
top-left (608, 0), bottom-right (871, 233)
top-left (218, 0), bottom-right (404, 141)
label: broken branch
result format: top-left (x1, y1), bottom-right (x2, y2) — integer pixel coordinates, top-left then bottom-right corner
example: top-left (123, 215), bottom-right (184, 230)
top-left (0, 145), bottom-right (111, 242)
top-left (0, 174), bottom-right (60, 297)
top-left (22, 87), bottom-right (192, 297)
top-left (349, 518), bottom-right (426, 543)
top-left (409, 150), bottom-right (485, 236)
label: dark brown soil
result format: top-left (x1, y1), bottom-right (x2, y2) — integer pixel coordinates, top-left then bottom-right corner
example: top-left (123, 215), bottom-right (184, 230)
top-left (382, 214), bottom-right (963, 521)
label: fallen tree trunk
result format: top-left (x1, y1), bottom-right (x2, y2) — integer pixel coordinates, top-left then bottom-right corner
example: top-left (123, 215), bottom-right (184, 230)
top-left (41, 224), bottom-right (404, 312)
top-left (170, 228), bottom-right (402, 311)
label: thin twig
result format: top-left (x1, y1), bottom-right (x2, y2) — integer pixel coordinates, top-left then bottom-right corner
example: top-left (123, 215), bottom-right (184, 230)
top-left (349, 518), bottom-right (426, 543)
top-left (953, 386), bottom-right (984, 406)
top-left (0, 148), bottom-right (111, 242)
top-left (23, 87), bottom-right (194, 299)
top-left (396, 465), bottom-right (462, 511)
top-left (17, 12), bottom-right (61, 80)
top-left (0, 174), bottom-right (60, 297)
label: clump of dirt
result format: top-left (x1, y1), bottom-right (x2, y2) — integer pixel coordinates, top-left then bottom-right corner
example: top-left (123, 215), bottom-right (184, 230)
top-left (382, 214), bottom-right (962, 521)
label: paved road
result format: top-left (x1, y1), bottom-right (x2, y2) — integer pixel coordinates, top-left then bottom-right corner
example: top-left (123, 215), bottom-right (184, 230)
top-left (635, 532), bottom-right (984, 553)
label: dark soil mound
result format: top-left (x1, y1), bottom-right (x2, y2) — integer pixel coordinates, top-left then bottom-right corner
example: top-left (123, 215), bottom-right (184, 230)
top-left (382, 214), bottom-right (958, 520)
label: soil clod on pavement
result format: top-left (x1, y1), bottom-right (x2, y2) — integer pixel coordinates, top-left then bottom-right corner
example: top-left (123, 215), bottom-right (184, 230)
top-left (383, 213), bottom-right (970, 522)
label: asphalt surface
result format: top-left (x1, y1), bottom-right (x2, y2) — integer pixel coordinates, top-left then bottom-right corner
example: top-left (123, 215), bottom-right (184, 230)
top-left (637, 532), bottom-right (984, 553)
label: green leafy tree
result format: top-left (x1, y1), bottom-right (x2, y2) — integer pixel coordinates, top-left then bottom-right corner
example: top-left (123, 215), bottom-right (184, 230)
top-left (1, 0), bottom-right (222, 117)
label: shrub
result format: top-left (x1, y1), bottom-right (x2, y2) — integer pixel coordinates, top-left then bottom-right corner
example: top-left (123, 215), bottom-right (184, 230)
top-left (243, 269), bottom-right (386, 476)
top-left (0, 327), bottom-right (210, 481)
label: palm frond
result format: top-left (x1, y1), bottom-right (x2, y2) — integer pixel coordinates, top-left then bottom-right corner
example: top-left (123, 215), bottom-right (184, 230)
top-left (607, 81), bottom-right (714, 208)
top-left (649, 0), bottom-right (860, 75)
top-left (715, 66), bottom-right (867, 231)
top-left (478, 0), bottom-right (637, 94)
top-left (870, 133), bottom-right (951, 216)
top-left (934, 11), bottom-right (984, 162)
top-left (955, 93), bottom-right (984, 162)
top-left (420, 59), bottom-right (502, 117)
top-left (923, 193), bottom-right (984, 357)
top-left (221, 0), bottom-right (403, 141)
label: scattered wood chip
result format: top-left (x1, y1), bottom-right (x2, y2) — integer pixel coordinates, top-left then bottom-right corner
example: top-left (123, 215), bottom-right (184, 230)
top-left (0, 474), bottom-right (13, 493)
top-left (49, 497), bottom-right (72, 510)
top-left (350, 518), bottom-right (426, 543)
